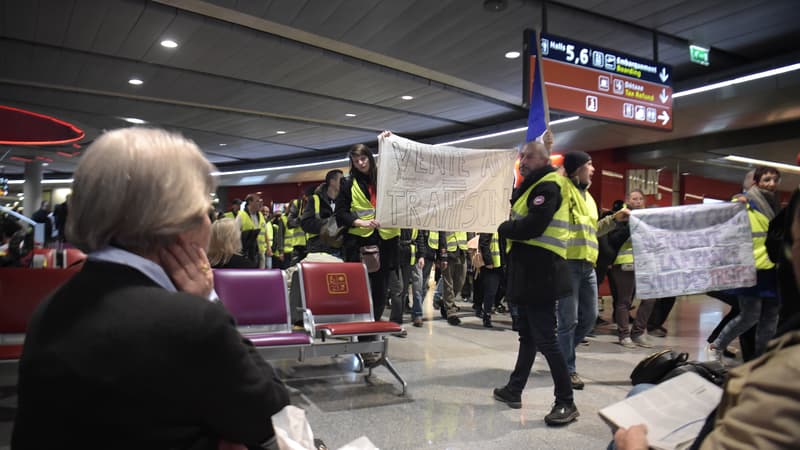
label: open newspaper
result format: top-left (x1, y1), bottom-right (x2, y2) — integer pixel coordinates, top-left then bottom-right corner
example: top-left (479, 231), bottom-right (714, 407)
top-left (599, 372), bottom-right (723, 450)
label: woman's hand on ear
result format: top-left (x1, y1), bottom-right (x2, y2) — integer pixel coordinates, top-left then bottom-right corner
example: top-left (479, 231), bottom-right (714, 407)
top-left (160, 237), bottom-right (214, 298)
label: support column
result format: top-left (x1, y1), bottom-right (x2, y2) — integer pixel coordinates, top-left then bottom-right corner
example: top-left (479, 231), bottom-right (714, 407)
top-left (671, 161), bottom-right (681, 206)
top-left (23, 161), bottom-right (43, 217)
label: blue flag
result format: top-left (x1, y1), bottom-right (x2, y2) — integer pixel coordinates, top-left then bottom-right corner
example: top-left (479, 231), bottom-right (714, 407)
top-left (526, 35), bottom-right (548, 143)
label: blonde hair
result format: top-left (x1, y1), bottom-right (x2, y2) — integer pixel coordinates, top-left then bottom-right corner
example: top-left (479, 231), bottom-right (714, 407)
top-left (67, 128), bottom-right (216, 253)
top-left (207, 218), bottom-right (242, 266)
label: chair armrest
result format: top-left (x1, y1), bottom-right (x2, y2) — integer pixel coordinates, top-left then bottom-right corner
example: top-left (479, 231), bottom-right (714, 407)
top-left (299, 307), bottom-right (315, 336)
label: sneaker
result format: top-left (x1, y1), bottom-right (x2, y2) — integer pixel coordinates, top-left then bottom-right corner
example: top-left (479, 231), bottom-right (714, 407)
top-left (544, 402), bottom-right (579, 426)
top-left (706, 343), bottom-right (725, 363)
top-left (412, 317), bottom-right (423, 328)
top-left (447, 315), bottom-right (461, 326)
top-left (619, 337), bottom-right (636, 348)
top-left (392, 330), bottom-right (408, 338)
top-left (648, 326), bottom-right (667, 338)
top-left (631, 334), bottom-right (653, 348)
top-left (493, 386), bottom-right (521, 409)
top-left (483, 315), bottom-right (493, 328)
top-left (570, 373), bottom-right (584, 390)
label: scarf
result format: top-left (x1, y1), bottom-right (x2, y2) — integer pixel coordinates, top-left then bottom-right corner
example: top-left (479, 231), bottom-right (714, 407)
top-left (746, 185), bottom-right (778, 220)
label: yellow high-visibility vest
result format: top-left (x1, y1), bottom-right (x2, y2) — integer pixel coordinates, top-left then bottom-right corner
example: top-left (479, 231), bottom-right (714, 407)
top-left (237, 210), bottom-right (268, 254)
top-left (614, 239), bottom-right (634, 265)
top-left (347, 180), bottom-right (399, 240)
top-left (508, 172), bottom-right (570, 258)
top-left (565, 183), bottom-right (599, 264)
top-left (747, 206), bottom-right (774, 270)
top-left (427, 231), bottom-right (468, 252)
top-left (488, 233), bottom-right (501, 267)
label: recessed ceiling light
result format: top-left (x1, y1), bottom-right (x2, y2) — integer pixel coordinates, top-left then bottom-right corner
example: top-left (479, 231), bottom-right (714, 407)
top-left (160, 39), bottom-right (178, 48)
top-left (123, 117), bottom-right (146, 124)
top-left (345, 113), bottom-right (357, 117)
top-left (219, 143), bottom-right (227, 146)
top-left (128, 78), bottom-right (143, 85)
top-left (504, 51), bottom-right (520, 59)
top-left (401, 95), bottom-right (414, 100)
top-left (276, 130), bottom-right (287, 134)
top-left (42, 163), bottom-right (49, 167)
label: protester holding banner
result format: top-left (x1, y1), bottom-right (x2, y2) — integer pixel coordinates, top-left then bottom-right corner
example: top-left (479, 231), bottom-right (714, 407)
top-left (557, 151), bottom-right (629, 390)
top-left (709, 166), bottom-right (782, 361)
top-left (492, 140), bottom-right (578, 426)
top-left (606, 190), bottom-right (656, 348)
top-left (336, 137), bottom-right (401, 363)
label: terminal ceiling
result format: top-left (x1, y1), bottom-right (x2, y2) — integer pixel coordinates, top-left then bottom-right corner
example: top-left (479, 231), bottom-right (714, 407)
top-left (1, 0), bottom-right (799, 188)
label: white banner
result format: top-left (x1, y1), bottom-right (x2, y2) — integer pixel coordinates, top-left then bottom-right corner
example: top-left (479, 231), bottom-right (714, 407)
top-left (630, 202), bottom-right (756, 299)
top-left (376, 135), bottom-right (517, 233)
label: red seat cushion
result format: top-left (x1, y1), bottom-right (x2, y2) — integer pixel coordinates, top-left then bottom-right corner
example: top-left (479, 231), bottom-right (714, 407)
top-left (316, 321), bottom-right (402, 336)
top-left (0, 344), bottom-right (23, 360)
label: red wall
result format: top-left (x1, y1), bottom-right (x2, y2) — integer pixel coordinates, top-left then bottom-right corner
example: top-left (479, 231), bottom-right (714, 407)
top-left (586, 148), bottom-right (791, 210)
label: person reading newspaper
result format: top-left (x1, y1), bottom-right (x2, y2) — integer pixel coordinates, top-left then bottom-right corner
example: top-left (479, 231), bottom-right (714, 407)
top-left (613, 188), bottom-right (800, 450)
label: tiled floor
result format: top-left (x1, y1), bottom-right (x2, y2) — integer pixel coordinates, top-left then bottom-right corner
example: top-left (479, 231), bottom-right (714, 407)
top-left (0, 295), bottom-right (732, 450)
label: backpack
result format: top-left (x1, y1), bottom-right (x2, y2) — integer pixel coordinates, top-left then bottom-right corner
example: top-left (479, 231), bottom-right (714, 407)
top-left (630, 349), bottom-right (689, 385)
top-left (661, 360), bottom-right (728, 386)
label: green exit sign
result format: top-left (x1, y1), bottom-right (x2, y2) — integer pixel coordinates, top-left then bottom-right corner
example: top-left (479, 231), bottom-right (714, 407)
top-left (690, 45), bottom-right (709, 66)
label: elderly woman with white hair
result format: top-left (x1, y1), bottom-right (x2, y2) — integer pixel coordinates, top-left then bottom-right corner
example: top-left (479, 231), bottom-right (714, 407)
top-left (12, 128), bottom-right (290, 449)
top-left (209, 218), bottom-right (257, 269)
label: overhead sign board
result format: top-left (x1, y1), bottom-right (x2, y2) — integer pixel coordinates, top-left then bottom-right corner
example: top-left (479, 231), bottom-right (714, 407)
top-left (524, 30), bottom-right (674, 131)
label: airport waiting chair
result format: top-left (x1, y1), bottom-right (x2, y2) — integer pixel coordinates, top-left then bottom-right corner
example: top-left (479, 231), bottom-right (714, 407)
top-left (0, 268), bottom-right (79, 381)
top-left (298, 262), bottom-right (407, 395)
top-left (213, 268), bottom-right (313, 361)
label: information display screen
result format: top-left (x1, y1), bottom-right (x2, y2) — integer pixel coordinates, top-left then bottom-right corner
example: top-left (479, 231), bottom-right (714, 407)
top-left (525, 30), bottom-right (673, 131)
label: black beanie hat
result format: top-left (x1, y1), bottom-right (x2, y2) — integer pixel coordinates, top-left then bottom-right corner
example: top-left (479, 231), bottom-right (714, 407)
top-left (563, 151), bottom-right (591, 176)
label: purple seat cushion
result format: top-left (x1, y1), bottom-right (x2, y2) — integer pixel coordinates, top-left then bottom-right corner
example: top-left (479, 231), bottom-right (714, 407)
top-left (213, 269), bottom-right (288, 326)
top-left (246, 331), bottom-right (312, 347)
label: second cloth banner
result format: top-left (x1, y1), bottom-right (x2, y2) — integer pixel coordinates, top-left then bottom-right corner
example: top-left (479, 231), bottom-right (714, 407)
top-left (376, 134), bottom-right (517, 233)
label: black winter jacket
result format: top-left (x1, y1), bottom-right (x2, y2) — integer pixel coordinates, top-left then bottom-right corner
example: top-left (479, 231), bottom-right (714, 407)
top-left (497, 165), bottom-right (571, 305)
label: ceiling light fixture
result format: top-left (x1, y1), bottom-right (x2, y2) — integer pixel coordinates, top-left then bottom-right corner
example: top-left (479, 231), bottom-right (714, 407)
top-left (7, 179), bottom-right (73, 185)
top-left (123, 117), bottom-right (146, 124)
top-left (401, 95), bottom-right (414, 100)
top-left (722, 155), bottom-right (800, 174)
top-left (219, 143), bottom-right (227, 146)
top-left (437, 116), bottom-right (580, 146)
top-left (160, 39), bottom-right (178, 48)
top-left (128, 78), bottom-right (143, 85)
top-left (674, 62), bottom-right (800, 98)
top-left (276, 130), bottom-right (287, 134)
top-left (504, 51), bottom-right (520, 59)
top-left (345, 113), bottom-right (357, 117)
top-left (212, 158), bottom-right (350, 177)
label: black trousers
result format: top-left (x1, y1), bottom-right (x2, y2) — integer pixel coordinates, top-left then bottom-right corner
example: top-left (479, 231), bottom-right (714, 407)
top-left (507, 300), bottom-right (573, 404)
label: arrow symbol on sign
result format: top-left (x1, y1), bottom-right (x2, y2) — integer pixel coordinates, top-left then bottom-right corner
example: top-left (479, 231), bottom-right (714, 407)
top-left (658, 111), bottom-right (670, 125)
top-left (659, 68), bottom-right (669, 83)
top-left (659, 88), bottom-right (669, 103)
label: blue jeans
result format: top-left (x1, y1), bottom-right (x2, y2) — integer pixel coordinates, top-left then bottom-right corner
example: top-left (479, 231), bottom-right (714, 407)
top-left (557, 260), bottom-right (598, 374)
top-left (401, 263), bottom-right (424, 319)
top-left (481, 268), bottom-right (503, 315)
top-left (714, 295), bottom-right (780, 357)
